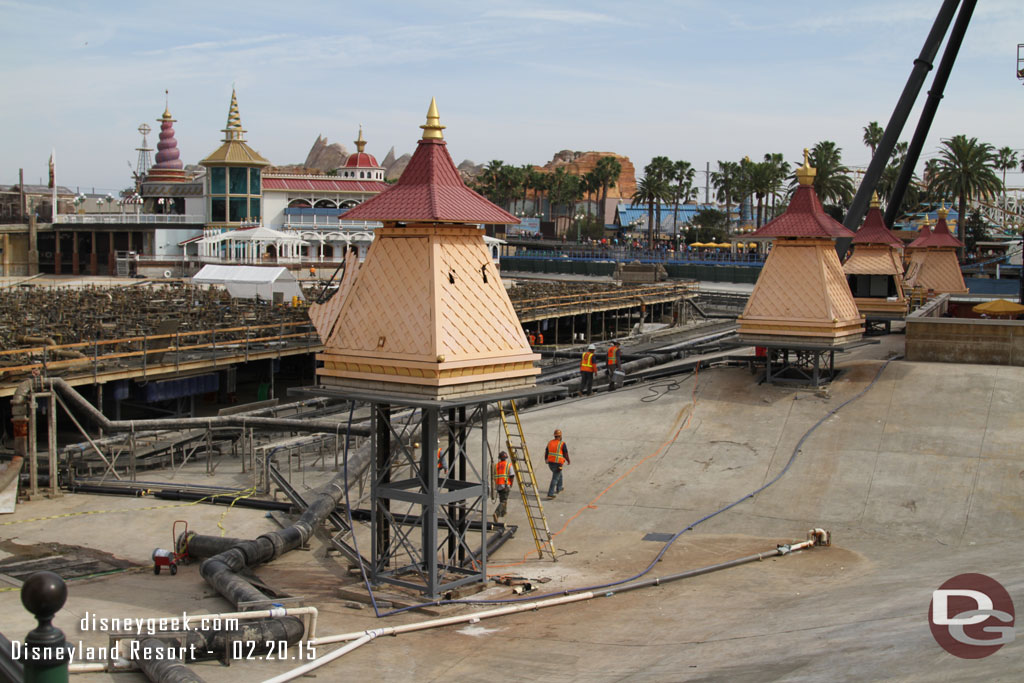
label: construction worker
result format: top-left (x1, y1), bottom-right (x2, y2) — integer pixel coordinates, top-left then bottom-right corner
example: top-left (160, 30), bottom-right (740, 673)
top-left (537, 331), bottom-right (544, 345)
top-left (493, 451), bottom-right (515, 519)
top-left (579, 344), bottom-right (596, 396)
top-left (528, 331), bottom-right (536, 346)
top-left (606, 339), bottom-right (621, 391)
top-left (437, 445), bottom-right (447, 479)
top-left (545, 429), bottom-right (570, 499)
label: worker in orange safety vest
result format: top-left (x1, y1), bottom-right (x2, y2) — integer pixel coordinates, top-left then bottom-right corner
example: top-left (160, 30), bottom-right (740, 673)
top-left (493, 451), bottom-right (515, 519)
top-left (606, 340), bottom-right (621, 391)
top-left (544, 429), bottom-right (570, 499)
top-left (579, 344), bottom-right (596, 396)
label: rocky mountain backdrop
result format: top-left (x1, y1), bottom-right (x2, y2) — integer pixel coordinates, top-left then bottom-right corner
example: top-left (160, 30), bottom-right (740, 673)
top-left (268, 138), bottom-right (635, 196)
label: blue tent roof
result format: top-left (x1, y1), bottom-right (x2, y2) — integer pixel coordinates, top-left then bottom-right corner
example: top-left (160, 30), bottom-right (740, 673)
top-left (615, 203), bottom-right (721, 231)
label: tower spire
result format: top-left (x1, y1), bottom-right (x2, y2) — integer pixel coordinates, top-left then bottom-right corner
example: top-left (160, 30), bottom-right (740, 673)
top-left (223, 89), bottom-right (245, 141)
top-left (420, 97), bottom-right (446, 140)
top-left (354, 125), bottom-right (367, 153)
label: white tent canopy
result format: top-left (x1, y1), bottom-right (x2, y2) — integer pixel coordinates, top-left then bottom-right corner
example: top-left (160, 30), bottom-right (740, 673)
top-left (193, 265), bottom-right (304, 302)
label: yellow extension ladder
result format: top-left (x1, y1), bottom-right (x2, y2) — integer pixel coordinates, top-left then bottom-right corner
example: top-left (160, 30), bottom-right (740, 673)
top-left (497, 400), bottom-right (557, 561)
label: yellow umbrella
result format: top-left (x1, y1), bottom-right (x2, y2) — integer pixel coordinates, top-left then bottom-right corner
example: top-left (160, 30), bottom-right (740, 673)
top-left (972, 299), bottom-right (1024, 317)
top-left (748, 242), bottom-right (759, 248)
top-left (711, 242), bottom-right (729, 248)
top-left (689, 242), bottom-right (707, 248)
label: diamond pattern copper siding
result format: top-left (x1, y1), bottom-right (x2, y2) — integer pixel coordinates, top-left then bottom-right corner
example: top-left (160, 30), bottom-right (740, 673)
top-left (904, 250), bottom-right (968, 294)
top-left (308, 249), bottom-right (360, 341)
top-left (317, 224), bottom-right (539, 392)
top-left (843, 245), bottom-right (905, 276)
top-left (739, 239), bottom-right (863, 341)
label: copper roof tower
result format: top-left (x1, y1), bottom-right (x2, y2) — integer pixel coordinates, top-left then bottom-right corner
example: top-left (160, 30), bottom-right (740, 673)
top-left (903, 207), bottom-right (968, 294)
top-left (738, 150), bottom-right (864, 345)
top-left (310, 99), bottom-right (538, 398)
top-left (842, 193), bottom-right (908, 319)
top-left (200, 89), bottom-right (270, 168)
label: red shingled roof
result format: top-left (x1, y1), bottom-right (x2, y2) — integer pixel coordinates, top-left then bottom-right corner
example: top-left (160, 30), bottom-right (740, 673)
top-left (852, 205), bottom-right (904, 248)
top-left (344, 152), bottom-right (380, 168)
top-left (907, 226), bottom-right (931, 248)
top-left (752, 184), bottom-right (854, 239)
top-left (263, 177), bottom-right (389, 193)
top-left (341, 138), bottom-right (519, 225)
top-left (919, 214), bottom-right (964, 248)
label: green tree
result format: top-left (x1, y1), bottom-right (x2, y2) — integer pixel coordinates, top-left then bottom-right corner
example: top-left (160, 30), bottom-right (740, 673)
top-left (745, 161), bottom-right (775, 228)
top-left (583, 170), bottom-right (602, 219)
top-left (963, 209), bottom-right (989, 255)
top-left (929, 135), bottom-right (1001, 256)
top-left (862, 121), bottom-right (884, 158)
top-left (995, 147), bottom-right (1019, 229)
top-left (689, 208), bottom-right (730, 244)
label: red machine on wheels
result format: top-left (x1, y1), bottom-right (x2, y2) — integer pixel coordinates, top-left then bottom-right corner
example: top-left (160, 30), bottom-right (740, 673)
top-left (152, 520), bottom-right (188, 576)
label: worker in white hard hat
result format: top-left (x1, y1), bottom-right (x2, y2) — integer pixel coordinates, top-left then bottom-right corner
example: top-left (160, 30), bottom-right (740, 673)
top-left (579, 344), bottom-right (597, 396)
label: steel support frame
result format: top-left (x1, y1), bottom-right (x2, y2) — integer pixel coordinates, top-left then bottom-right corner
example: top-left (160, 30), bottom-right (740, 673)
top-left (370, 401), bottom-right (489, 598)
top-left (765, 348), bottom-right (836, 387)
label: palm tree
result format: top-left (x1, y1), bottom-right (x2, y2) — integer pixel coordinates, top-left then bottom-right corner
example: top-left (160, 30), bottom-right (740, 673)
top-left (746, 161), bottom-right (775, 228)
top-left (669, 160), bottom-right (696, 245)
top-left (632, 174), bottom-right (669, 249)
top-left (799, 141), bottom-right (856, 208)
top-left (583, 170), bottom-right (602, 219)
top-left (711, 160), bottom-right (741, 229)
top-left (930, 135), bottom-right (1001, 256)
top-left (594, 156), bottom-right (622, 225)
top-left (863, 121), bottom-right (884, 158)
top-left (890, 141), bottom-right (909, 167)
top-left (645, 156), bottom-right (674, 239)
top-left (762, 152), bottom-right (790, 219)
top-left (995, 147), bottom-right (1019, 229)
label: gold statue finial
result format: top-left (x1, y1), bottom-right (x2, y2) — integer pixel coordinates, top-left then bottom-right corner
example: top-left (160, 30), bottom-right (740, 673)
top-left (163, 89), bottom-right (171, 119)
top-left (869, 191), bottom-right (880, 209)
top-left (796, 148), bottom-right (816, 186)
top-left (420, 97), bottom-right (446, 140)
top-left (937, 203), bottom-right (949, 220)
top-left (354, 125), bottom-right (367, 153)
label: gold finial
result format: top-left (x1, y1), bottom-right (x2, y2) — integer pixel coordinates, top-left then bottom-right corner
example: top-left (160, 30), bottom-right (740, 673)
top-left (937, 204), bottom-right (949, 220)
top-left (796, 148), bottom-right (817, 186)
top-left (163, 89), bottom-right (171, 119)
top-left (869, 192), bottom-right (880, 209)
top-left (420, 97), bottom-right (446, 140)
top-left (354, 125), bottom-right (367, 153)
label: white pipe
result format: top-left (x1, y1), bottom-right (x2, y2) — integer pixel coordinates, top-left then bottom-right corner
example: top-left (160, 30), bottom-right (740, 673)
top-left (261, 632), bottom-right (377, 683)
top-left (69, 663), bottom-right (107, 673)
top-left (312, 592), bottom-right (594, 646)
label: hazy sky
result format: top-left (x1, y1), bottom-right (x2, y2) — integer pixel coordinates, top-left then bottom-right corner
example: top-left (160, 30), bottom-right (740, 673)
top-left (2, 0), bottom-right (1021, 195)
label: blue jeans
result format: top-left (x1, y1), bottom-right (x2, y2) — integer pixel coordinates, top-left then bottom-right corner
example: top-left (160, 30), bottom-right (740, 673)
top-left (547, 462), bottom-right (564, 496)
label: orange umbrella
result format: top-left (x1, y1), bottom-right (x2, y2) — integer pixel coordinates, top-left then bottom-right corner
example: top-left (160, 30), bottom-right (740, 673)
top-left (972, 299), bottom-right (1024, 317)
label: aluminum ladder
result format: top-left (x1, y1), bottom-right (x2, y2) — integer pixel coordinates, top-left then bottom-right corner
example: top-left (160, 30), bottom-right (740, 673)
top-left (497, 400), bottom-right (557, 561)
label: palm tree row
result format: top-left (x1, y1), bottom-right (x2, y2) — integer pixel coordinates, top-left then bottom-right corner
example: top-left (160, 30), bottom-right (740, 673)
top-left (472, 156), bottom-right (622, 225)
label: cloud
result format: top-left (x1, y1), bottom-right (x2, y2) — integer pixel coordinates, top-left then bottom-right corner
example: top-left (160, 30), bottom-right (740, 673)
top-left (482, 8), bottom-right (614, 24)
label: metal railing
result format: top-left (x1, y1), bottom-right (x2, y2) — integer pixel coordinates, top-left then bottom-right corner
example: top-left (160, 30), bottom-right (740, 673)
top-left (505, 247), bottom-right (765, 265)
top-left (57, 213), bottom-right (205, 225)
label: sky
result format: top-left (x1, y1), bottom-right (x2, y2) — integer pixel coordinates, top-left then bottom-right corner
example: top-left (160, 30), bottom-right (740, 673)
top-left (1, 0), bottom-right (1022, 196)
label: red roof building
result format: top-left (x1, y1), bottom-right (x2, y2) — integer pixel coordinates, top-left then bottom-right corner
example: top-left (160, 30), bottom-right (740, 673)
top-left (904, 207), bottom-right (968, 294)
top-left (843, 194), bottom-right (908, 320)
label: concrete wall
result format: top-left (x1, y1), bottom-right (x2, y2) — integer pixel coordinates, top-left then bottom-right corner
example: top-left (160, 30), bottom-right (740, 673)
top-left (906, 297), bottom-right (1024, 366)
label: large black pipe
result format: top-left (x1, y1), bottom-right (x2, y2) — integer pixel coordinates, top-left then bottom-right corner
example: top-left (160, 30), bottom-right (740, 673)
top-left (64, 482), bottom-right (296, 511)
top-left (134, 638), bottom-right (205, 683)
top-left (884, 0), bottom-right (977, 231)
top-left (838, 0), bottom-right (960, 256)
